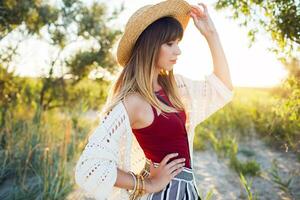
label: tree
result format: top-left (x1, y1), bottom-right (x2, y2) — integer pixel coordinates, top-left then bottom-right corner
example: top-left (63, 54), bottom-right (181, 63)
top-left (0, 0), bottom-right (59, 39)
top-left (0, 0), bottom-right (124, 114)
top-left (214, 0), bottom-right (300, 62)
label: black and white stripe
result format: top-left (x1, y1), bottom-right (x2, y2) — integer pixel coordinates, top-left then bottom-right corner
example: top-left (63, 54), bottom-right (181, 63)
top-left (142, 167), bottom-right (201, 200)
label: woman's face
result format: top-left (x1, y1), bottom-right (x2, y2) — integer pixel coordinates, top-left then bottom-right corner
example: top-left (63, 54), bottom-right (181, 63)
top-left (156, 38), bottom-right (181, 71)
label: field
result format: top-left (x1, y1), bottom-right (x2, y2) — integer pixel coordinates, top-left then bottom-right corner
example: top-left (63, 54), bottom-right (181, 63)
top-left (0, 86), bottom-right (299, 200)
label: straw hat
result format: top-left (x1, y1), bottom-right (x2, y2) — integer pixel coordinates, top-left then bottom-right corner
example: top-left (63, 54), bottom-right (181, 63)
top-left (116, 0), bottom-right (191, 67)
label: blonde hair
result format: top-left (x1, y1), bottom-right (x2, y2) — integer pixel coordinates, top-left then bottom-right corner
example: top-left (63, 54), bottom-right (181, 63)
top-left (101, 17), bottom-right (186, 118)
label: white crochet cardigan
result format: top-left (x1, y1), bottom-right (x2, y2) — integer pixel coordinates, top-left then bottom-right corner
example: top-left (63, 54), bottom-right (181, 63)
top-left (75, 72), bottom-right (234, 200)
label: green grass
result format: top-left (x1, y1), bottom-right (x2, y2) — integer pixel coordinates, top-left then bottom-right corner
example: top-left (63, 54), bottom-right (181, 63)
top-left (239, 172), bottom-right (258, 200)
top-left (269, 159), bottom-right (294, 198)
top-left (194, 86), bottom-right (299, 155)
top-left (0, 105), bottom-right (97, 199)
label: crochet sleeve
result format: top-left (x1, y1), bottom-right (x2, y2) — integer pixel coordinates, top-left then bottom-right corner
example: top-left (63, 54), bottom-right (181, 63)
top-left (74, 102), bottom-right (128, 199)
top-left (175, 72), bottom-right (234, 125)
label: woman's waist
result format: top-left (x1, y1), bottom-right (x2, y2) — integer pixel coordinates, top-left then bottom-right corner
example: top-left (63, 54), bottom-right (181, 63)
top-left (140, 157), bottom-right (195, 182)
top-left (144, 151), bottom-right (191, 168)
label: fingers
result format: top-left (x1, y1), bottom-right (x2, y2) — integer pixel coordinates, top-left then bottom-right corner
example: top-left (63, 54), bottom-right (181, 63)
top-left (190, 8), bottom-right (204, 18)
top-left (189, 11), bottom-right (198, 20)
top-left (160, 153), bottom-right (179, 166)
top-left (190, 3), bottom-right (208, 18)
top-left (168, 161), bottom-right (185, 174)
top-left (198, 3), bottom-right (207, 13)
top-left (170, 166), bottom-right (184, 178)
top-left (166, 158), bottom-right (185, 170)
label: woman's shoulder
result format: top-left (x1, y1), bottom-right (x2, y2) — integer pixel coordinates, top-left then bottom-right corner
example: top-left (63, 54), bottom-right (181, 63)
top-left (122, 92), bottom-right (145, 127)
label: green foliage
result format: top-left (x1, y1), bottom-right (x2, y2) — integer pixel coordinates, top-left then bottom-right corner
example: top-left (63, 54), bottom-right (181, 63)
top-left (0, 0), bottom-right (59, 38)
top-left (204, 188), bottom-right (214, 200)
top-left (195, 84), bottom-right (299, 154)
top-left (0, 103), bottom-right (96, 199)
top-left (252, 58), bottom-right (300, 152)
top-left (0, 51), bottom-right (107, 197)
top-left (239, 172), bottom-right (258, 200)
top-left (277, 59), bottom-right (300, 149)
top-left (269, 159), bottom-right (295, 198)
top-left (0, 1), bottom-right (121, 196)
top-left (0, 66), bottom-right (26, 128)
top-left (0, 0), bottom-right (124, 116)
top-left (230, 155), bottom-right (261, 176)
top-left (214, 0), bottom-right (300, 60)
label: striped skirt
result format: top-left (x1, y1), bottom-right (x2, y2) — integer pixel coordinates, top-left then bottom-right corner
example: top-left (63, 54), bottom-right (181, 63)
top-left (139, 158), bottom-right (201, 200)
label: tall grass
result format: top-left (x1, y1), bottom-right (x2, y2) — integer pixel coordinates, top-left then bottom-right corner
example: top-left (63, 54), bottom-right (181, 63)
top-left (0, 104), bottom-right (97, 199)
top-left (269, 159), bottom-right (295, 198)
top-left (194, 87), bottom-right (299, 158)
top-left (239, 173), bottom-right (258, 200)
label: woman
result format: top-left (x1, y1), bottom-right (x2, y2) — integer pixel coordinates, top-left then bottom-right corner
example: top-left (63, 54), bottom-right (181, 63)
top-left (75, 0), bottom-right (234, 199)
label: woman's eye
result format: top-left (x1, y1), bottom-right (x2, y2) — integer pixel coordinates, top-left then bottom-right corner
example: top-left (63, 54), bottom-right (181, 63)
top-left (167, 42), bottom-right (173, 46)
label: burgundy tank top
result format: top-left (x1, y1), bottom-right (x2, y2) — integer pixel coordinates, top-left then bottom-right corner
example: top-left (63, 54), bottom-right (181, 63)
top-left (132, 88), bottom-right (191, 168)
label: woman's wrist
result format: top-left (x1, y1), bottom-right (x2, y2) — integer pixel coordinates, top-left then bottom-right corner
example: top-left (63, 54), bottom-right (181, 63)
top-left (204, 30), bottom-right (219, 42)
top-left (126, 171), bottom-right (137, 194)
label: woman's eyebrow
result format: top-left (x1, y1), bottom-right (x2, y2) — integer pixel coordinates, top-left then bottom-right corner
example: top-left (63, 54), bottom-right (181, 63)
top-left (170, 38), bottom-right (181, 42)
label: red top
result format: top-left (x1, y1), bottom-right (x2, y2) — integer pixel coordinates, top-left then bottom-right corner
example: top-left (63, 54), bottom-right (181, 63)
top-left (132, 88), bottom-right (191, 168)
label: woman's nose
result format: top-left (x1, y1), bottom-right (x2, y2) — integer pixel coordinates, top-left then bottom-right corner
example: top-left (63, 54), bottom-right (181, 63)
top-left (174, 45), bottom-right (181, 55)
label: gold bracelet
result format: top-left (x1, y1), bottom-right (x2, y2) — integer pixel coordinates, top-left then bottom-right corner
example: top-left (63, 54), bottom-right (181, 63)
top-left (134, 174), bottom-right (146, 197)
top-left (133, 173), bottom-right (140, 198)
top-left (140, 175), bottom-right (146, 195)
top-left (127, 171), bottom-right (136, 195)
top-left (136, 174), bottom-right (142, 197)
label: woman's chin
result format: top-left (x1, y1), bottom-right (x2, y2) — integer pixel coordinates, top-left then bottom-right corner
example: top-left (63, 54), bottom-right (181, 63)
top-left (166, 64), bottom-right (174, 70)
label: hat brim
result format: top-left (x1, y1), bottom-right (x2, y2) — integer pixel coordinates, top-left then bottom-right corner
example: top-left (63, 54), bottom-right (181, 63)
top-left (117, 0), bottom-right (191, 67)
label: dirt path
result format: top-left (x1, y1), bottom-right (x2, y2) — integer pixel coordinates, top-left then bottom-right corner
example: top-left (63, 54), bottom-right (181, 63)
top-left (193, 136), bottom-right (300, 200)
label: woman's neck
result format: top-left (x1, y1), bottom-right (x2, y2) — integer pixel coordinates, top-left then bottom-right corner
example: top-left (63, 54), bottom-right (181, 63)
top-left (153, 70), bottom-right (162, 92)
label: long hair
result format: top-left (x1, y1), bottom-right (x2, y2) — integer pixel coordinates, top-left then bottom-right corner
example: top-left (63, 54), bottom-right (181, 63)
top-left (101, 16), bottom-right (186, 118)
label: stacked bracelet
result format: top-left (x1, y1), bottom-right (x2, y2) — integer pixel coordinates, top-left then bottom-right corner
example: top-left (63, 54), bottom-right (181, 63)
top-left (127, 171), bottom-right (147, 199)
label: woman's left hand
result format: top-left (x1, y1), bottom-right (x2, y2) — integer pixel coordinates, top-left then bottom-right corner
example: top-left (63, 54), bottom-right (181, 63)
top-left (189, 3), bottom-right (217, 38)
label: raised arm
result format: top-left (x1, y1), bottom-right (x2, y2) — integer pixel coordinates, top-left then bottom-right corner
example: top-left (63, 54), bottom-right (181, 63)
top-left (190, 3), bottom-right (233, 91)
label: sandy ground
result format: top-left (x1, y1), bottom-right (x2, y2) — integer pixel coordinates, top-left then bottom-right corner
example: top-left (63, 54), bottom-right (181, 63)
top-left (194, 136), bottom-right (300, 200)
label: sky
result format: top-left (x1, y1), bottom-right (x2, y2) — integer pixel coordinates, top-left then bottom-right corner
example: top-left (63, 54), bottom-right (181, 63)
top-left (8, 0), bottom-right (288, 88)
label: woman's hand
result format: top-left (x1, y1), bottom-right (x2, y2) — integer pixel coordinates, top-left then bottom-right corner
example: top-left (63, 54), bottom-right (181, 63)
top-left (189, 3), bottom-right (217, 38)
top-left (145, 153), bottom-right (185, 193)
